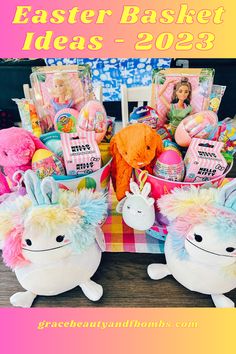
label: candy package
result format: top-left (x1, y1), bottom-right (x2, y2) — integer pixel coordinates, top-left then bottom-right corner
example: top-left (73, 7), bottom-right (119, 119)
top-left (13, 98), bottom-right (42, 137)
top-left (217, 117), bottom-right (236, 155)
top-left (208, 85), bottom-right (226, 113)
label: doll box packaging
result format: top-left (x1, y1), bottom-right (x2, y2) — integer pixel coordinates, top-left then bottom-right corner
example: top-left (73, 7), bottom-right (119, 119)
top-left (30, 65), bottom-right (95, 134)
top-left (61, 130), bottom-right (101, 176)
top-left (152, 68), bottom-right (214, 127)
top-left (184, 138), bottom-right (227, 182)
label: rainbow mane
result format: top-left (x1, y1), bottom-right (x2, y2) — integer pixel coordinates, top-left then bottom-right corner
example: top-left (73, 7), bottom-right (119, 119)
top-left (0, 171), bottom-right (107, 269)
top-left (158, 182), bottom-right (236, 241)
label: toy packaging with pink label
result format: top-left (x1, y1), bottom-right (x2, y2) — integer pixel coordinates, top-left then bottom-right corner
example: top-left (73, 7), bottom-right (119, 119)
top-left (61, 130), bottom-right (101, 176)
top-left (184, 138), bottom-right (228, 182)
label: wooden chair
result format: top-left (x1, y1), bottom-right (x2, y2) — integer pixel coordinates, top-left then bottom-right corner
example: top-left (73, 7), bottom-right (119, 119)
top-left (121, 84), bottom-right (152, 127)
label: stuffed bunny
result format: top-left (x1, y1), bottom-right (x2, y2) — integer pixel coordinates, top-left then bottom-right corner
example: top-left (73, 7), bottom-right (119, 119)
top-left (116, 180), bottom-right (155, 231)
top-left (0, 170), bottom-right (108, 307)
top-left (0, 127), bottom-right (46, 186)
top-left (110, 123), bottom-right (163, 201)
top-left (148, 180), bottom-right (236, 307)
top-left (0, 172), bottom-right (11, 196)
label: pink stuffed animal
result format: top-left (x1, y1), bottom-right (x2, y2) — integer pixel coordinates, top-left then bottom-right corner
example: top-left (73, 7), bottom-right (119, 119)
top-left (0, 172), bottom-right (11, 196)
top-left (0, 127), bottom-right (46, 185)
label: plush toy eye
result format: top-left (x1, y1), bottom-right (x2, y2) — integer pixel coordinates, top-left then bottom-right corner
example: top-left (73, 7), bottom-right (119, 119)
top-left (226, 247), bottom-right (235, 253)
top-left (137, 210), bottom-right (142, 213)
top-left (147, 146), bottom-right (150, 150)
top-left (194, 233), bottom-right (203, 242)
top-left (126, 206), bottom-right (130, 209)
top-left (25, 239), bottom-right (32, 246)
top-left (56, 235), bottom-right (65, 243)
top-left (3, 151), bottom-right (8, 156)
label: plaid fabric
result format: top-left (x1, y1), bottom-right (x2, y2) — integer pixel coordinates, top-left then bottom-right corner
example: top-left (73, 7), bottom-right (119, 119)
top-left (102, 189), bottom-right (165, 254)
top-left (101, 178), bottom-right (234, 254)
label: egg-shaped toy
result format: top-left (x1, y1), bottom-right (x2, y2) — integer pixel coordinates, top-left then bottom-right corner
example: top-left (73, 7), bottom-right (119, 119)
top-left (153, 149), bottom-right (185, 182)
top-left (129, 105), bottom-right (159, 129)
top-left (32, 149), bottom-right (65, 179)
top-left (163, 140), bottom-right (182, 157)
top-left (78, 100), bottom-right (107, 143)
top-left (175, 110), bottom-right (218, 147)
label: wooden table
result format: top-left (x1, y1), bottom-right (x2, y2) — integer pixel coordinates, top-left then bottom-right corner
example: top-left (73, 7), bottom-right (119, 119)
top-left (1, 252), bottom-right (236, 308)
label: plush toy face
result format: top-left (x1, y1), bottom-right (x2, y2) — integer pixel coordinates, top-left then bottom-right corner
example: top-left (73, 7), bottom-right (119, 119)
top-left (0, 128), bottom-right (36, 167)
top-left (122, 195), bottom-right (155, 230)
top-left (185, 224), bottom-right (236, 266)
top-left (116, 124), bottom-right (162, 169)
top-left (22, 221), bottom-right (73, 265)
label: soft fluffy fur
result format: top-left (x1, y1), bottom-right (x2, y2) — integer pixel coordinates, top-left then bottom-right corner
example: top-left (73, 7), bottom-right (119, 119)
top-left (0, 127), bottom-right (46, 185)
top-left (0, 172), bottom-right (11, 196)
top-left (158, 184), bottom-right (236, 240)
top-left (0, 189), bottom-right (107, 269)
top-left (110, 124), bottom-right (163, 200)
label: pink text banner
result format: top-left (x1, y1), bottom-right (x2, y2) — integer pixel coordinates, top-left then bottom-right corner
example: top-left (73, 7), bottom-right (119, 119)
top-left (1, 308), bottom-right (236, 354)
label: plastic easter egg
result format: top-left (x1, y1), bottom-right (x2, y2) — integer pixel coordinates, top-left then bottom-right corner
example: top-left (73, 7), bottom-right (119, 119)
top-left (158, 150), bottom-right (182, 164)
top-left (129, 106), bottom-right (159, 129)
top-left (175, 110), bottom-right (218, 147)
top-left (153, 149), bottom-right (185, 182)
top-left (163, 140), bottom-right (182, 157)
top-left (54, 108), bottom-right (78, 133)
top-left (77, 177), bottom-right (97, 191)
top-left (32, 149), bottom-right (65, 179)
top-left (78, 100), bottom-right (107, 143)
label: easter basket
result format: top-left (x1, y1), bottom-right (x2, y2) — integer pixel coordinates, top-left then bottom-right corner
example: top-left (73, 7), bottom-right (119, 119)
top-left (53, 158), bottom-right (112, 194)
top-left (135, 162), bottom-right (233, 241)
top-left (134, 162), bottom-right (233, 201)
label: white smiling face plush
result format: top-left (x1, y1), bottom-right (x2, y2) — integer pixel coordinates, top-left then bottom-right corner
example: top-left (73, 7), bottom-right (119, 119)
top-left (148, 180), bottom-right (236, 308)
top-left (185, 224), bottom-right (236, 267)
top-left (22, 215), bottom-right (73, 265)
top-left (0, 170), bottom-right (108, 307)
top-left (117, 181), bottom-right (155, 231)
top-left (122, 195), bottom-right (155, 230)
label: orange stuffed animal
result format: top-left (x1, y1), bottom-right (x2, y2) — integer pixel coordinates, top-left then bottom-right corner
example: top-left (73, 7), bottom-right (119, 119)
top-left (110, 124), bottom-right (163, 200)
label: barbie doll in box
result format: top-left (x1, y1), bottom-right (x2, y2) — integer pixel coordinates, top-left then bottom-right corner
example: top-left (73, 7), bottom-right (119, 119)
top-left (49, 73), bottom-right (84, 114)
top-left (158, 77), bottom-right (192, 135)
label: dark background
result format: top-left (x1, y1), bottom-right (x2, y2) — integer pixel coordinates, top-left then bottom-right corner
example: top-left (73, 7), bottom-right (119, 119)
top-left (0, 58), bottom-right (235, 127)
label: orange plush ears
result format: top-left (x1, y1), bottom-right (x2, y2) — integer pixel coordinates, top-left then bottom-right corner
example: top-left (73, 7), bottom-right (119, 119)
top-left (110, 123), bottom-right (163, 201)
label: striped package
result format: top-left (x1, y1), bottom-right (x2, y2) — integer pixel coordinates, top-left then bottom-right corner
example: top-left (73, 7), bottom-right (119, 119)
top-left (61, 130), bottom-right (101, 176)
top-left (184, 138), bottom-right (227, 182)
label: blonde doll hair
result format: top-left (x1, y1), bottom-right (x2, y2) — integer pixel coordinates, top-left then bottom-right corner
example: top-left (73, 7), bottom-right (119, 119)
top-left (51, 73), bottom-right (73, 101)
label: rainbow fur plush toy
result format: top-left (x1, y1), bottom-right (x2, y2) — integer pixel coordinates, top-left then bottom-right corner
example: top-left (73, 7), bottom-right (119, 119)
top-left (148, 180), bottom-right (236, 307)
top-left (0, 170), bottom-right (107, 307)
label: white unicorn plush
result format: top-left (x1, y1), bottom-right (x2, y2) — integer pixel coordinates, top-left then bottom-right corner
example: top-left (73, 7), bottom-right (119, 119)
top-left (148, 180), bottom-right (236, 307)
top-left (0, 170), bottom-right (108, 307)
top-left (116, 180), bottom-right (155, 231)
